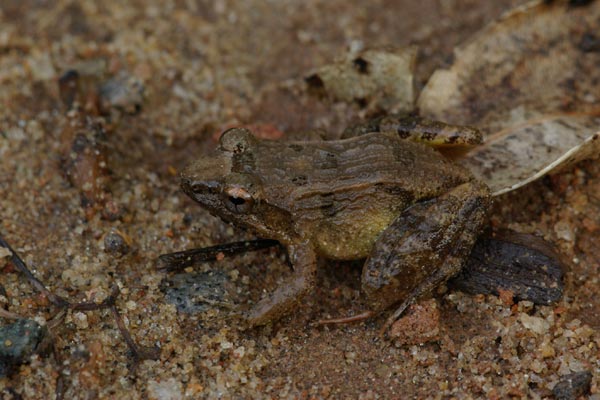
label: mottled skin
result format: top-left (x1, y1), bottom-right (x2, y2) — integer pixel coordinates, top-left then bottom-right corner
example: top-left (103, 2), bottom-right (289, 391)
top-left (181, 127), bottom-right (491, 329)
top-left (342, 113), bottom-right (482, 147)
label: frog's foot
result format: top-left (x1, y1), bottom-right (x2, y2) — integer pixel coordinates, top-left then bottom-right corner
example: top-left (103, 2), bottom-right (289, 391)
top-left (245, 242), bottom-right (317, 326)
top-left (342, 114), bottom-right (482, 147)
top-left (361, 181), bottom-right (491, 336)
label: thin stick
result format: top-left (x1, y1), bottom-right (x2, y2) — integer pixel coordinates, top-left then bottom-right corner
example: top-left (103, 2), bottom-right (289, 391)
top-left (110, 304), bottom-right (160, 368)
top-left (317, 311), bottom-right (374, 325)
top-left (0, 231), bottom-right (159, 371)
top-left (0, 233), bottom-right (69, 308)
top-left (0, 308), bottom-right (22, 319)
top-left (70, 285), bottom-right (119, 311)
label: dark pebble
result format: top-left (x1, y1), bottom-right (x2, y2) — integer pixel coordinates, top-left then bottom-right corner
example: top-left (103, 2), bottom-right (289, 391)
top-left (450, 230), bottom-right (565, 305)
top-left (104, 231), bottom-right (130, 255)
top-left (0, 319), bottom-right (49, 377)
top-left (57, 69), bottom-right (80, 109)
top-left (579, 33), bottom-right (600, 53)
top-left (552, 370), bottom-right (592, 400)
top-left (161, 270), bottom-right (233, 314)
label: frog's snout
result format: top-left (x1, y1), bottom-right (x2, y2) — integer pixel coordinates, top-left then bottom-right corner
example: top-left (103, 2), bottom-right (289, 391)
top-left (182, 153), bottom-right (230, 180)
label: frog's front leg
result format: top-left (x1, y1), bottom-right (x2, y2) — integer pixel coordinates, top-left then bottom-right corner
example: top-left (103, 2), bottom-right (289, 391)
top-left (245, 241), bottom-right (317, 326)
top-left (361, 181), bottom-right (491, 332)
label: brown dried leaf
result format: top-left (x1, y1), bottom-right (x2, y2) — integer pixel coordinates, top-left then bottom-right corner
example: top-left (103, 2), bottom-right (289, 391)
top-left (460, 113), bottom-right (600, 195)
top-left (417, 1), bottom-right (600, 194)
top-left (418, 1), bottom-right (600, 130)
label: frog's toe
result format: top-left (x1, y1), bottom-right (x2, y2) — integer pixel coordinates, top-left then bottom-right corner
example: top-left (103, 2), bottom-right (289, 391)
top-left (244, 277), bottom-right (314, 327)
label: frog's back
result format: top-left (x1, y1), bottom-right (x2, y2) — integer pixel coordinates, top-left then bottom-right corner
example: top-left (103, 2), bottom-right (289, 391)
top-left (244, 132), bottom-right (474, 259)
top-left (253, 132), bottom-right (472, 207)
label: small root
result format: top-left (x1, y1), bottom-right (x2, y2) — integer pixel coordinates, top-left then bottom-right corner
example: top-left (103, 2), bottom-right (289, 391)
top-left (317, 311), bottom-right (374, 325)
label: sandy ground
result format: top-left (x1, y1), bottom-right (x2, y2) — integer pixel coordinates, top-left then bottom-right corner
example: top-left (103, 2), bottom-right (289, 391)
top-left (1, 0), bottom-right (599, 398)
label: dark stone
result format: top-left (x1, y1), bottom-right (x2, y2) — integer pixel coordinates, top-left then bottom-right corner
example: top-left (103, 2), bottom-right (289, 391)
top-left (552, 370), bottom-right (592, 400)
top-left (450, 230), bottom-right (565, 305)
top-left (579, 33), bottom-right (600, 53)
top-left (161, 270), bottom-right (234, 314)
top-left (0, 319), bottom-right (49, 377)
top-left (104, 231), bottom-right (130, 255)
top-left (352, 57), bottom-right (370, 74)
top-left (58, 69), bottom-right (80, 109)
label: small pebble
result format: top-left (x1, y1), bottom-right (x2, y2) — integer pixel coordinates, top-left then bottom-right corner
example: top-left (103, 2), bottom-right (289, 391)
top-left (99, 74), bottom-right (144, 115)
top-left (519, 314), bottom-right (550, 335)
top-left (0, 319), bottom-right (49, 377)
top-left (539, 341), bottom-right (556, 358)
top-left (552, 370), bottom-right (592, 400)
top-left (390, 299), bottom-right (440, 345)
top-left (160, 271), bottom-right (232, 314)
top-left (0, 247), bottom-right (12, 259)
top-left (104, 231), bottom-right (130, 255)
top-left (72, 312), bottom-right (89, 329)
top-left (554, 221), bottom-right (574, 242)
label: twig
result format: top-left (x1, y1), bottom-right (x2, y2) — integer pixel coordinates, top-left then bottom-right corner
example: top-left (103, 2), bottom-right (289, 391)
top-left (0, 308), bottom-right (22, 319)
top-left (316, 311), bottom-right (374, 325)
top-left (0, 234), bottom-right (69, 308)
top-left (70, 285), bottom-right (119, 311)
top-left (0, 231), bottom-right (159, 382)
top-left (110, 304), bottom-right (160, 371)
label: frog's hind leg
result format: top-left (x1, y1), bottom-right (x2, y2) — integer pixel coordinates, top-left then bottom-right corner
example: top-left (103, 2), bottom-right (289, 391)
top-left (361, 181), bottom-right (491, 335)
top-left (245, 241), bottom-right (318, 326)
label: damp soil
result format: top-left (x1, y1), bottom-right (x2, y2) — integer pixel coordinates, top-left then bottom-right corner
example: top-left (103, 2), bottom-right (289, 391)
top-left (1, 1), bottom-right (599, 398)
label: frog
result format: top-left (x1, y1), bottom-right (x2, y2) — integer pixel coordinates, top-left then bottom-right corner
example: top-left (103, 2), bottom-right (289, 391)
top-left (180, 122), bottom-right (491, 332)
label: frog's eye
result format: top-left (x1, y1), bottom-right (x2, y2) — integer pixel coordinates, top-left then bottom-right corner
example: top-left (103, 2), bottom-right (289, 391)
top-left (219, 128), bottom-right (256, 154)
top-left (223, 186), bottom-right (254, 213)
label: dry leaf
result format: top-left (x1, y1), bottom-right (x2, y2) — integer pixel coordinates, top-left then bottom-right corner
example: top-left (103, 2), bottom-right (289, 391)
top-left (416, 0), bottom-right (600, 193)
top-left (305, 47), bottom-right (416, 113)
top-left (418, 1), bottom-right (600, 131)
top-left (461, 113), bottom-right (600, 195)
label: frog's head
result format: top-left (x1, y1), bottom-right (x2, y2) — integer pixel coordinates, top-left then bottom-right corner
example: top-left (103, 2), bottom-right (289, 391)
top-left (181, 128), bottom-right (293, 240)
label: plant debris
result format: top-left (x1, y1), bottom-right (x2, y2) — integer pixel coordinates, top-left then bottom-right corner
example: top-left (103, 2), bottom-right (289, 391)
top-left (450, 230), bottom-right (565, 305)
top-left (417, 0), bottom-right (600, 194)
top-left (0, 233), bottom-right (159, 391)
top-left (305, 47), bottom-right (417, 113)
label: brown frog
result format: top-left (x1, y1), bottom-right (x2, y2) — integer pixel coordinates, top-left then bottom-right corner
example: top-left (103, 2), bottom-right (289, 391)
top-left (181, 123), bottom-right (491, 331)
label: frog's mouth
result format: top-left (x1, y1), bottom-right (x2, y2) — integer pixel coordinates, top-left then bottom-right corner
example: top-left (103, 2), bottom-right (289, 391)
top-left (180, 173), bottom-right (224, 206)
